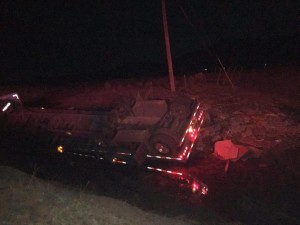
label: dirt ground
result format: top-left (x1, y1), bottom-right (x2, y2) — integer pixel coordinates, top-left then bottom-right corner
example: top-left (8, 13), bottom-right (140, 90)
top-left (0, 66), bottom-right (299, 225)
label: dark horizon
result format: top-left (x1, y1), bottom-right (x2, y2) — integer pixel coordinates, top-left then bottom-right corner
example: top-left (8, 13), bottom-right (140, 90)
top-left (1, 0), bottom-right (299, 83)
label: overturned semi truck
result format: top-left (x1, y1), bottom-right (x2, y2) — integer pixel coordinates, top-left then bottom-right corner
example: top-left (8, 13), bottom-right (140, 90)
top-left (0, 92), bottom-right (208, 195)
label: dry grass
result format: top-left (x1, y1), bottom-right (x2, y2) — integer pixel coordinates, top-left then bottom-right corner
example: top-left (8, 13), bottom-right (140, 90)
top-left (0, 166), bottom-right (186, 225)
top-left (0, 166), bottom-right (244, 225)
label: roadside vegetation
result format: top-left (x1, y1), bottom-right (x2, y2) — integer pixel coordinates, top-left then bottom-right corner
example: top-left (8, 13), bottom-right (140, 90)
top-left (0, 166), bottom-right (190, 225)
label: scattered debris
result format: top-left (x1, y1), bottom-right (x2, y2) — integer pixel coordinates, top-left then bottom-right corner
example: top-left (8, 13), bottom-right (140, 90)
top-left (214, 140), bottom-right (239, 160)
top-left (214, 140), bottom-right (249, 173)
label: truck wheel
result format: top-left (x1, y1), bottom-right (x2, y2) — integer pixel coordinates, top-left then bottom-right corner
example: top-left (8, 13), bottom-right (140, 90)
top-left (149, 131), bottom-right (178, 156)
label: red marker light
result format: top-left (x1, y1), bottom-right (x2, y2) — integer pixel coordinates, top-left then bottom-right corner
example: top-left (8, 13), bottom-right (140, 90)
top-left (201, 186), bottom-right (208, 195)
top-left (192, 181), bottom-right (200, 192)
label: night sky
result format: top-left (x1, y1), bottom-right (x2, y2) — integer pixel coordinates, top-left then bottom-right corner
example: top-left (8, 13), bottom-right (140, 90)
top-left (1, 0), bottom-right (299, 83)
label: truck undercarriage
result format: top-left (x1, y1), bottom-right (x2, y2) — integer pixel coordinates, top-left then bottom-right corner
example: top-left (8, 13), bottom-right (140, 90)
top-left (0, 92), bottom-right (208, 195)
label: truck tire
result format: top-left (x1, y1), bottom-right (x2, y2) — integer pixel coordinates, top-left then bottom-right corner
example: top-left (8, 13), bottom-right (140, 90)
top-left (149, 128), bottom-right (179, 156)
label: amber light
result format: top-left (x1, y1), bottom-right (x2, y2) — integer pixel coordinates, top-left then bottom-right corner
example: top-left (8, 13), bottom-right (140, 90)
top-left (57, 146), bottom-right (64, 153)
top-left (112, 157), bottom-right (127, 164)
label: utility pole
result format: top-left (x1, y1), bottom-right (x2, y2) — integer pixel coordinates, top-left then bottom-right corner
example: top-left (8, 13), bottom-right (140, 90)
top-left (162, 0), bottom-right (175, 92)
